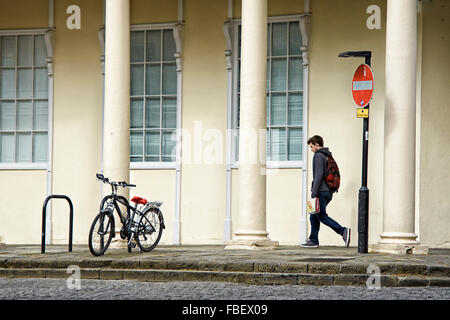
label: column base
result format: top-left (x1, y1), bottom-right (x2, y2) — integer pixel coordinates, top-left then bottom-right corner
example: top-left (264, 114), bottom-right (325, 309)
top-left (369, 231), bottom-right (428, 254)
top-left (369, 243), bottom-right (429, 255)
top-left (378, 232), bottom-right (420, 244)
top-left (225, 231), bottom-right (279, 250)
top-left (225, 239), bottom-right (279, 250)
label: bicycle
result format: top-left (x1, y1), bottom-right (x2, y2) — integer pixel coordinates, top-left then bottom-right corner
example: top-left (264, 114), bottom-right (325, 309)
top-left (88, 173), bottom-right (165, 256)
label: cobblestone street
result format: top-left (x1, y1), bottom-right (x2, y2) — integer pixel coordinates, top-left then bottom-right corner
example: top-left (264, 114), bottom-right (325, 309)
top-left (1, 278), bottom-right (449, 300)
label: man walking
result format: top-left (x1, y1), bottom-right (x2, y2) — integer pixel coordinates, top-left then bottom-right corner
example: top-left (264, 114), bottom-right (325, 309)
top-left (301, 135), bottom-right (351, 248)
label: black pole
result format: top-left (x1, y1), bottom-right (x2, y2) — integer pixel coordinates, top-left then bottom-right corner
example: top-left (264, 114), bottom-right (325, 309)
top-left (357, 54), bottom-right (371, 254)
top-left (338, 51), bottom-right (371, 254)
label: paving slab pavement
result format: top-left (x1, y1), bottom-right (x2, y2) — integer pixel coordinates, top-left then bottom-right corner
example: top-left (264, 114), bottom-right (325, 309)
top-left (0, 244), bottom-right (449, 287)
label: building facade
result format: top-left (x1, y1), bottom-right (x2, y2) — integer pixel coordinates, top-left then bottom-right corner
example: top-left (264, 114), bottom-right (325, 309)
top-left (0, 0), bottom-right (448, 251)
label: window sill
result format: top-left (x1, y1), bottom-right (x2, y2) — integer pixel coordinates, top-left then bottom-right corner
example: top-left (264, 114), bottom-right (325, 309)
top-left (230, 161), bottom-right (304, 169)
top-left (130, 162), bottom-right (177, 170)
top-left (0, 163), bottom-right (48, 170)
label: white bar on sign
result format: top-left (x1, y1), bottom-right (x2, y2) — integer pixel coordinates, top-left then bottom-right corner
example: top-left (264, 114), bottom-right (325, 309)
top-left (353, 80), bottom-right (373, 91)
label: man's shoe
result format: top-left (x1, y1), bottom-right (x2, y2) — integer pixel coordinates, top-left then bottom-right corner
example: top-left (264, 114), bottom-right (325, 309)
top-left (300, 240), bottom-right (319, 248)
top-left (343, 227), bottom-right (351, 248)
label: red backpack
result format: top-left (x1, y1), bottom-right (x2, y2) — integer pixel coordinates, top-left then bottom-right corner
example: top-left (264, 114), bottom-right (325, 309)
top-left (325, 154), bottom-right (340, 193)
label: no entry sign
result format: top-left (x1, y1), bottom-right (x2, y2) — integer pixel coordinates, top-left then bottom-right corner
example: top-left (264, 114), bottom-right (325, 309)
top-left (352, 64), bottom-right (374, 107)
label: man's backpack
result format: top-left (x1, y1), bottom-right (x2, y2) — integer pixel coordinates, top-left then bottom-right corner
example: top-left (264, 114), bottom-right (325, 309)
top-left (324, 154), bottom-right (340, 193)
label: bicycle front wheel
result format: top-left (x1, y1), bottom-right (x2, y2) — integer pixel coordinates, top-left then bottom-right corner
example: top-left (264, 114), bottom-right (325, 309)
top-left (88, 211), bottom-right (114, 256)
top-left (135, 208), bottom-right (163, 252)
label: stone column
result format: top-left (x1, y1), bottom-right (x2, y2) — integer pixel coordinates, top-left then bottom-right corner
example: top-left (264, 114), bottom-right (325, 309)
top-left (225, 0), bottom-right (278, 250)
top-left (370, 0), bottom-right (427, 254)
top-left (103, 0), bottom-right (130, 186)
top-left (103, 0), bottom-right (130, 246)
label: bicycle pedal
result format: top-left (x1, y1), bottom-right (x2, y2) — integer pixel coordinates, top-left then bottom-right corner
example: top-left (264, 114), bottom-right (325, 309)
top-left (129, 242), bottom-right (136, 248)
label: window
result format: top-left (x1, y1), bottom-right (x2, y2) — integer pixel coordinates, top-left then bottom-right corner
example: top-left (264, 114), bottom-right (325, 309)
top-left (234, 20), bottom-right (304, 164)
top-left (0, 34), bottom-right (48, 164)
top-left (130, 28), bottom-right (177, 163)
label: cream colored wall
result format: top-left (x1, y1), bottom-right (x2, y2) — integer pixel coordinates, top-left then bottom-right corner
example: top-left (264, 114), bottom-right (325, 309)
top-left (180, 0), bottom-right (228, 244)
top-left (130, 170), bottom-right (176, 245)
top-left (419, 0), bottom-right (450, 248)
top-left (0, 0), bottom-right (49, 244)
top-left (0, 0), bottom-right (48, 29)
top-left (131, 0), bottom-right (178, 24)
top-left (308, 0), bottom-right (386, 246)
top-left (266, 169), bottom-right (303, 244)
top-left (51, 0), bottom-right (104, 244)
top-left (233, 0), bottom-right (305, 18)
top-left (0, 171), bottom-right (47, 243)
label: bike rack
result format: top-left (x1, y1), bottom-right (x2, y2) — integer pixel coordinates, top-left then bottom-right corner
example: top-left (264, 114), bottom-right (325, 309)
top-left (41, 195), bottom-right (74, 254)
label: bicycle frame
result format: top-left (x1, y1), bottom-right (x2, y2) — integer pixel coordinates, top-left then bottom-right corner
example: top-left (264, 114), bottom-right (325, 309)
top-left (100, 182), bottom-right (164, 248)
top-left (101, 185), bottom-right (136, 234)
top-left (100, 193), bottom-right (131, 226)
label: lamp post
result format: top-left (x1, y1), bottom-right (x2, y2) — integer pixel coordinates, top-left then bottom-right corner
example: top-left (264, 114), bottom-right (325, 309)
top-left (338, 51), bottom-right (372, 254)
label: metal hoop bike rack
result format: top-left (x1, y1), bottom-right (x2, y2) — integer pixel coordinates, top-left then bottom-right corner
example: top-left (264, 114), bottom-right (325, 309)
top-left (41, 195), bottom-right (74, 254)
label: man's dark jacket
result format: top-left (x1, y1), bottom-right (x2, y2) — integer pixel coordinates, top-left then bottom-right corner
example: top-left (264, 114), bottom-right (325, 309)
top-left (311, 147), bottom-right (331, 198)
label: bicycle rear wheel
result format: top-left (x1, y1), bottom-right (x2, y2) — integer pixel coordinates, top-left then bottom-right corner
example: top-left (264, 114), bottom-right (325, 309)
top-left (88, 210), bottom-right (114, 256)
top-left (135, 208), bottom-right (163, 252)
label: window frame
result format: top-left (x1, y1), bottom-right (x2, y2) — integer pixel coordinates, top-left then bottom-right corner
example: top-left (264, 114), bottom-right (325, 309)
top-left (231, 15), bottom-right (309, 169)
top-left (129, 23), bottom-right (180, 170)
top-left (0, 28), bottom-right (49, 170)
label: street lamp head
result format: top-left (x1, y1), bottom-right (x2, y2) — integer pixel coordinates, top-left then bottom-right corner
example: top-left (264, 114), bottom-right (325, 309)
top-left (338, 51), bottom-right (372, 59)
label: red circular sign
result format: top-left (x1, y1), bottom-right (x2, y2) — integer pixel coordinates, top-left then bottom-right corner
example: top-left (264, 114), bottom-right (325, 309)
top-left (352, 64), bottom-right (374, 107)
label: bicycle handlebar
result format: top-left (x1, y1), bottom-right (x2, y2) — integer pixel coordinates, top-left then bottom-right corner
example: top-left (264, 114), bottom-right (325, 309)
top-left (96, 173), bottom-right (136, 188)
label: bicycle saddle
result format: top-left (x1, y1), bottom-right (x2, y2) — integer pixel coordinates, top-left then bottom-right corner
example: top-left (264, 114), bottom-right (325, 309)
top-left (131, 196), bottom-right (148, 205)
